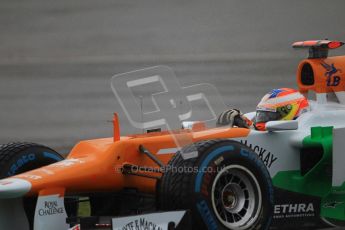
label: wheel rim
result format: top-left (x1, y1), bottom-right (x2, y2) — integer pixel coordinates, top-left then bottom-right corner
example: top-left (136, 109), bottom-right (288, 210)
top-left (211, 165), bottom-right (262, 229)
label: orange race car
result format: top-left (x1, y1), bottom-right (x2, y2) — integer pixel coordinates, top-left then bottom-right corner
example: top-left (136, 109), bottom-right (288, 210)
top-left (1, 40), bottom-right (345, 230)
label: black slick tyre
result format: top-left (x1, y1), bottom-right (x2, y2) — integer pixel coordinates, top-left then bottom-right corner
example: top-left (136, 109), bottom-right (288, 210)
top-left (159, 139), bottom-right (274, 230)
top-left (0, 142), bottom-right (71, 229)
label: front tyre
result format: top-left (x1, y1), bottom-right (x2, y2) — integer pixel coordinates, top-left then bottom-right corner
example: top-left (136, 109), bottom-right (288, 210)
top-left (159, 140), bottom-right (274, 230)
top-left (0, 142), bottom-right (64, 179)
top-left (0, 142), bottom-right (77, 229)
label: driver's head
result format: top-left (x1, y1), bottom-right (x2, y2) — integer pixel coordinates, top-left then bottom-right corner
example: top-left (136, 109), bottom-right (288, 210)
top-left (254, 88), bottom-right (309, 131)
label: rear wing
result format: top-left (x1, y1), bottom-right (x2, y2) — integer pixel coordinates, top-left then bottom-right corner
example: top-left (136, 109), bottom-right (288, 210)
top-left (292, 40), bottom-right (344, 59)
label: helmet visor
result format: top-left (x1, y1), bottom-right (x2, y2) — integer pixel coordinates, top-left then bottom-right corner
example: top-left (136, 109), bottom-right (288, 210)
top-left (255, 110), bottom-right (282, 123)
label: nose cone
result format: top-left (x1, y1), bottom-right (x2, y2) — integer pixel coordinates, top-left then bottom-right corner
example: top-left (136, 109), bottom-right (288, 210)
top-left (0, 178), bottom-right (31, 199)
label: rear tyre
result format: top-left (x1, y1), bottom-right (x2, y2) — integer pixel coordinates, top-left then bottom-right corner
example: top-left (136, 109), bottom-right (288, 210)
top-left (0, 142), bottom-right (76, 229)
top-left (159, 140), bottom-right (274, 230)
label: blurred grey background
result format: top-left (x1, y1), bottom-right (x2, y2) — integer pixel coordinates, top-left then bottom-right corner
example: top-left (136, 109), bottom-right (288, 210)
top-left (1, 0), bottom-right (345, 153)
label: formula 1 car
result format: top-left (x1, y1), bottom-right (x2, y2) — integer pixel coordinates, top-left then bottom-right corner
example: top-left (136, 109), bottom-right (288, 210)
top-left (1, 39), bottom-right (345, 230)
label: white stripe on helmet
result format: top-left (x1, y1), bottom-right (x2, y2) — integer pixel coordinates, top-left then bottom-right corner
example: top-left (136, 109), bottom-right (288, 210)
top-left (262, 92), bottom-right (304, 105)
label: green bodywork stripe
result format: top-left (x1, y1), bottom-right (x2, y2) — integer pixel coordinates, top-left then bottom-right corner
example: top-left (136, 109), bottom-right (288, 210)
top-left (272, 126), bottom-right (345, 221)
top-left (272, 126), bottom-right (333, 197)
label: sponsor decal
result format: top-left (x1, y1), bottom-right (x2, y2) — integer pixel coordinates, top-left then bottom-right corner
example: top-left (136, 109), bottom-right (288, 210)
top-left (196, 200), bottom-right (218, 230)
top-left (200, 165), bottom-right (217, 197)
top-left (118, 218), bottom-right (163, 230)
top-left (34, 195), bottom-right (69, 230)
top-left (43, 151), bottom-right (63, 161)
top-left (271, 188), bottom-right (322, 228)
top-left (7, 153), bottom-right (36, 176)
top-left (38, 168), bottom-right (55, 175)
top-left (38, 201), bottom-right (64, 216)
top-left (321, 61), bottom-right (342, 87)
top-left (49, 158), bottom-right (85, 168)
top-left (323, 201), bottom-right (344, 209)
top-left (240, 140), bottom-right (277, 168)
top-left (17, 174), bottom-right (42, 180)
top-left (112, 211), bottom-right (186, 230)
top-left (274, 203), bottom-right (315, 219)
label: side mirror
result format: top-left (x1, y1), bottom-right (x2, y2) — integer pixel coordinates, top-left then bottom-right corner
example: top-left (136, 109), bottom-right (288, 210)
top-left (266, 120), bottom-right (298, 131)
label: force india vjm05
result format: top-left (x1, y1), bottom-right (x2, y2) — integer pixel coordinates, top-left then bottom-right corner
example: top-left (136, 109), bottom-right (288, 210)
top-left (1, 40), bottom-right (345, 230)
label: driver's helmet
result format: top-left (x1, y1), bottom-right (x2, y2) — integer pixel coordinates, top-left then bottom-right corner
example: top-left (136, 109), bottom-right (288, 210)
top-left (254, 88), bottom-right (309, 131)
